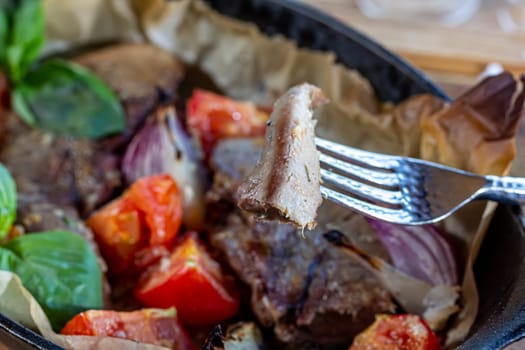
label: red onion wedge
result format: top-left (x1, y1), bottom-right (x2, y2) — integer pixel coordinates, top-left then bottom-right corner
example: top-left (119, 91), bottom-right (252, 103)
top-left (366, 219), bottom-right (458, 286)
top-left (123, 105), bottom-right (206, 229)
top-left (324, 230), bottom-right (460, 331)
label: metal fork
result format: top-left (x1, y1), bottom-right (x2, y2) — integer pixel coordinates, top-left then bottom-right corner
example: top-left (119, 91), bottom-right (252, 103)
top-left (315, 137), bottom-right (525, 225)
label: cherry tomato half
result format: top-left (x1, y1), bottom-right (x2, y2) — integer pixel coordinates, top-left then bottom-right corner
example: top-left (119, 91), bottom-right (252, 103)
top-left (350, 314), bottom-right (441, 350)
top-left (61, 308), bottom-right (196, 350)
top-left (87, 174), bottom-right (182, 274)
top-left (135, 232), bottom-right (240, 326)
top-left (127, 174), bottom-right (183, 247)
top-left (87, 196), bottom-right (144, 273)
top-left (187, 89), bottom-right (268, 156)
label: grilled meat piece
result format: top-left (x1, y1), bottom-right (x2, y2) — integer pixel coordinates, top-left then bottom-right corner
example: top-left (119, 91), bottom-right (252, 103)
top-left (211, 214), bottom-right (395, 346)
top-left (206, 138), bottom-right (264, 227)
top-left (237, 84), bottom-right (327, 230)
top-left (208, 138), bottom-right (395, 347)
top-left (17, 194), bottom-right (97, 249)
top-left (208, 138), bottom-right (264, 203)
top-left (0, 113), bottom-right (120, 216)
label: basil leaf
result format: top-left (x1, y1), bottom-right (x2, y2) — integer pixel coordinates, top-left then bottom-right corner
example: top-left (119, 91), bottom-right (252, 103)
top-left (0, 163), bottom-right (16, 240)
top-left (10, 87), bottom-right (34, 125)
top-left (12, 59), bottom-right (125, 138)
top-left (0, 231), bottom-right (103, 330)
top-left (1, 0), bottom-right (44, 82)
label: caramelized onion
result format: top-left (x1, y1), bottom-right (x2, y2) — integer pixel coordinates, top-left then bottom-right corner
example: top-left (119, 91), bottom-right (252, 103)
top-left (324, 230), bottom-right (460, 330)
top-left (366, 219), bottom-right (458, 286)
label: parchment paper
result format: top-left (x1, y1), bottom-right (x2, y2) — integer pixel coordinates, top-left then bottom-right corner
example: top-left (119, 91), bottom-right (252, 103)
top-left (0, 0), bottom-right (519, 348)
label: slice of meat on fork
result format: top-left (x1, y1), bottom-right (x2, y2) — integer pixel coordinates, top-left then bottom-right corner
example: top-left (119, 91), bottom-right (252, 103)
top-left (237, 83), bottom-right (327, 230)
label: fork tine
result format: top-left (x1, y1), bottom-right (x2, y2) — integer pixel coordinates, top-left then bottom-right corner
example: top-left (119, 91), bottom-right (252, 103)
top-left (320, 186), bottom-right (413, 224)
top-left (320, 169), bottom-right (403, 206)
top-left (316, 137), bottom-right (401, 170)
top-left (319, 153), bottom-right (399, 188)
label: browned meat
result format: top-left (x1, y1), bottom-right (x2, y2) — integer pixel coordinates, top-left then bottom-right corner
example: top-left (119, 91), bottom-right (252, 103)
top-left (75, 43), bottom-right (184, 149)
top-left (208, 138), bottom-right (264, 203)
top-left (0, 113), bottom-right (120, 215)
top-left (211, 214), bottom-right (394, 346)
top-left (207, 138), bottom-right (395, 347)
top-left (205, 138), bottom-right (263, 227)
top-left (17, 195), bottom-right (96, 247)
top-left (237, 84), bottom-right (326, 230)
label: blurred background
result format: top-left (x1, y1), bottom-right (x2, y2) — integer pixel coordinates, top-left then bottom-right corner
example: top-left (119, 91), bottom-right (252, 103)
top-left (305, 0), bottom-right (525, 94)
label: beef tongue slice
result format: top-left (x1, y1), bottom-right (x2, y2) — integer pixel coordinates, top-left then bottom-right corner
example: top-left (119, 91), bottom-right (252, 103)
top-left (237, 83), bottom-right (327, 230)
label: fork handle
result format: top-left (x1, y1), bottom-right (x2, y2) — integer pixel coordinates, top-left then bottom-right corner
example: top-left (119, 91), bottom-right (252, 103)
top-left (480, 176), bottom-right (525, 204)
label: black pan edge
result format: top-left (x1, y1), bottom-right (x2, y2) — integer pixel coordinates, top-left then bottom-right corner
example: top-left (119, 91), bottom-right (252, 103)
top-left (203, 0), bottom-right (451, 103)
top-left (0, 313), bottom-right (64, 350)
top-left (457, 205), bottom-right (525, 350)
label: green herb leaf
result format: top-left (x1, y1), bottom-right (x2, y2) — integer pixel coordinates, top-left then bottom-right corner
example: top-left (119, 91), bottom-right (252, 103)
top-left (10, 86), bottom-right (35, 125)
top-left (12, 59), bottom-right (126, 138)
top-left (0, 231), bottom-right (103, 330)
top-left (1, 0), bottom-right (45, 82)
top-left (0, 163), bottom-right (16, 240)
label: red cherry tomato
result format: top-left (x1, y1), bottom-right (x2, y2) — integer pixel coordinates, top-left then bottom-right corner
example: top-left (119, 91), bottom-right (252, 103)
top-left (350, 314), bottom-right (441, 350)
top-left (87, 174), bottom-right (182, 274)
top-left (135, 232), bottom-right (240, 326)
top-left (87, 197), bottom-right (144, 273)
top-left (126, 174), bottom-right (183, 247)
top-left (61, 308), bottom-right (196, 350)
top-left (187, 89), bottom-right (268, 156)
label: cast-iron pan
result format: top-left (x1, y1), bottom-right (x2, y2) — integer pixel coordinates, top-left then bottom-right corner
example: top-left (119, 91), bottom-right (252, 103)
top-left (1, 0), bottom-right (523, 349)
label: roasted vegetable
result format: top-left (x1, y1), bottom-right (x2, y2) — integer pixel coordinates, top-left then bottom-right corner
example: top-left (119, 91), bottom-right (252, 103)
top-left (61, 308), bottom-right (196, 350)
top-left (367, 219), bottom-right (458, 286)
top-left (349, 314), bottom-right (441, 350)
top-left (123, 105), bottom-right (206, 229)
top-left (324, 230), bottom-right (459, 331)
top-left (87, 174), bottom-right (182, 274)
top-left (187, 89), bottom-right (268, 156)
top-left (135, 232), bottom-right (240, 326)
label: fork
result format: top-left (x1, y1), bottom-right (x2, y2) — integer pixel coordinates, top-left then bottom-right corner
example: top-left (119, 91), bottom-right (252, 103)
top-left (315, 137), bottom-right (525, 225)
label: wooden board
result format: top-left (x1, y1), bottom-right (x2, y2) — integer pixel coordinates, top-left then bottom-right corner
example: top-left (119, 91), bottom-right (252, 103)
top-left (302, 0), bottom-right (525, 81)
